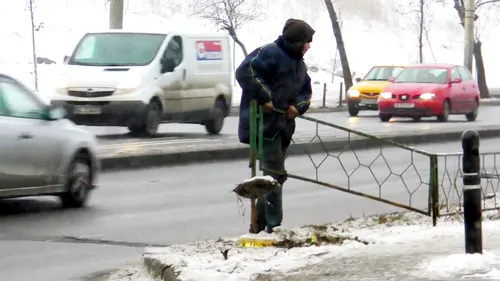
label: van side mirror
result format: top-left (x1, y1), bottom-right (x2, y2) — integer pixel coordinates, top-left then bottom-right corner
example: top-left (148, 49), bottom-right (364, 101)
top-left (388, 77), bottom-right (395, 82)
top-left (63, 55), bottom-right (70, 64)
top-left (160, 57), bottom-right (176, 73)
top-left (355, 78), bottom-right (361, 83)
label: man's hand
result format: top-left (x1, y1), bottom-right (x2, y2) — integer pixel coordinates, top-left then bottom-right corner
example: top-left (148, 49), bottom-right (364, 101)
top-left (286, 105), bottom-right (299, 119)
top-left (263, 101), bottom-right (274, 114)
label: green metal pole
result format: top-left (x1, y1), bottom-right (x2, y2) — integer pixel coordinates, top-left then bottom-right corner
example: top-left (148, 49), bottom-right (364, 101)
top-left (249, 100), bottom-right (258, 233)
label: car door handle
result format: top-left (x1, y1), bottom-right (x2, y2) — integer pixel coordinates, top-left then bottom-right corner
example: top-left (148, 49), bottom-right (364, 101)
top-left (18, 133), bottom-right (33, 139)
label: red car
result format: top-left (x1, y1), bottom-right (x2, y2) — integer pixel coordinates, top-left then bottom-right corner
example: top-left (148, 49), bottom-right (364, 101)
top-left (377, 63), bottom-right (480, 122)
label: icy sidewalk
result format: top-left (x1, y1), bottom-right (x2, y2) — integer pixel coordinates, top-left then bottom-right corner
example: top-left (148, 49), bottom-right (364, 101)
top-left (268, 216), bottom-right (500, 281)
top-left (109, 209), bottom-right (500, 281)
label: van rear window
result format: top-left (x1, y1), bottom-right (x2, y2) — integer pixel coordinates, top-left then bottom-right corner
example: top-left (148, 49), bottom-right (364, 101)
top-left (69, 33), bottom-right (166, 66)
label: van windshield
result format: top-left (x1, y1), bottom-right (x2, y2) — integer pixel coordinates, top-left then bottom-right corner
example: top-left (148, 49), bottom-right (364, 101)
top-left (68, 32), bottom-right (166, 66)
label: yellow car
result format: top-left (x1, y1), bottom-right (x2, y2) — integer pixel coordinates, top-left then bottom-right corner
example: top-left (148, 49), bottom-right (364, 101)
top-left (346, 65), bottom-right (405, 116)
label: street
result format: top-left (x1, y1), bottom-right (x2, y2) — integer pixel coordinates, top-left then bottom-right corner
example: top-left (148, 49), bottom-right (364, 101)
top-left (94, 107), bottom-right (500, 154)
top-left (1, 138), bottom-right (499, 281)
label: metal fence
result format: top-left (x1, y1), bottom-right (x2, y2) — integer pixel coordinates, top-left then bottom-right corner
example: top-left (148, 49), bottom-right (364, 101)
top-left (248, 101), bottom-right (500, 226)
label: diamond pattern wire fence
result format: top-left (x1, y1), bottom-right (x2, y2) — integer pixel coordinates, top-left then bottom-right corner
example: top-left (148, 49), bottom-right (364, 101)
top-left (437, 152), bottom-right (500, 217)
top-left (248, 101), bottom-right (500, 226)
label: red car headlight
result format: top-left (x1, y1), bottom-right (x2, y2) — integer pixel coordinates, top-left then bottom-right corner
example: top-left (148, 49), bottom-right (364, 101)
top-left (419, 93), bottom-right (435, 100)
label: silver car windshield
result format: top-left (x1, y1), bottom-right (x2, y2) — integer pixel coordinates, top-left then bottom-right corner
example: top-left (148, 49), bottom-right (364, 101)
top-left (68, 32), bottom-right (166, 66)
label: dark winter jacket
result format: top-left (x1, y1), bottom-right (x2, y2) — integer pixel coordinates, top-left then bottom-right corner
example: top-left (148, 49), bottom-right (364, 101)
top-left (236, 19), bottom-right (315, 145)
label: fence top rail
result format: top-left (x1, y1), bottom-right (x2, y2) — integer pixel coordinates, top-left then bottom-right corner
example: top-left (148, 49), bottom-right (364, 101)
top-left (253, 103), bottom-right (500, 158)
top-left (433, 151), bottom-right (500, 157)
top-left (433, 152), bottom-right (462, 157)
top-left (278, 108), bottom-right (434, 157)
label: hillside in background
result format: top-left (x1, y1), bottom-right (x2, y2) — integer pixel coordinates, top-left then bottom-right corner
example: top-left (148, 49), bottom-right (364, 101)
top-left (0, 0), bottom-right (499, 92)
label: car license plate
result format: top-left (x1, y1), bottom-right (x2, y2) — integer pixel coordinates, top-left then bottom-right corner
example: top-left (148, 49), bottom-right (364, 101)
top-left (74, 106), bottom-right (102, 115)
top-left (394, 103), bottom-right (415, 108)
top-left (361, 98), bottom-right (377, 105)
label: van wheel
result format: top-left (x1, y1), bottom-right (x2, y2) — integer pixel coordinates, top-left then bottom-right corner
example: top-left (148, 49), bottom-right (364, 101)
top-left (128, 124), bottom-right (143, 136)
top-left (129, 101), bottom-right (162, 137)
top-left (205, 101), bottom-right (225, 135)
top-left (60, 155), bottom-right (92, 208)
top-left (144, 101), bottom-right (162, 136)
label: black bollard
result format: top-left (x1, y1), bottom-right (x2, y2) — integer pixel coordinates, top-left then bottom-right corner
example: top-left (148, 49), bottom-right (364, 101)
top-left (461, 129), bottom-right (482, 254)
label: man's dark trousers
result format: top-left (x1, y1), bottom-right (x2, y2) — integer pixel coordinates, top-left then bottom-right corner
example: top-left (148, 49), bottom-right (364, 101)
top-left (254, 130), bottom-right (289, 233)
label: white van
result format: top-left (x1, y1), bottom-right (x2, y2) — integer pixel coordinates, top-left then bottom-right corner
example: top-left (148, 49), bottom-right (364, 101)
top-left (50, 30), bottom-right (232, 136)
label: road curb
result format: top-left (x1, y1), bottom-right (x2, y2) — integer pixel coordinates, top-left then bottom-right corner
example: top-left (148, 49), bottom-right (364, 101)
top-left (228, 99), bottom-right (500, 116)
top-left (142, 255), bottom-right (179, 281)
top-left (100, 127), bottom-right (500, 171)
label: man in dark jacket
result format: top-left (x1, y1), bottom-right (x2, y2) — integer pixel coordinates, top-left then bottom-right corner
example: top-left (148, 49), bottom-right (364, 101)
top-left (235, 18), bottom-right (315, 233)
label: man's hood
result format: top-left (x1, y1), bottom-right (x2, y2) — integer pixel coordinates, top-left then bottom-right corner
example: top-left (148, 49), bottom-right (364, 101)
top-left (282, 18), bottom-right (315, 44)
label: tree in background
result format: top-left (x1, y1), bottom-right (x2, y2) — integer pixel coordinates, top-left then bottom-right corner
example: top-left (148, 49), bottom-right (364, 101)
top-left (397, 0), bottom-right (442, 63)
top-left (190, 0), bottom-right (263, 57)
top-left (324, 0), bottom-right (353, 92)
top-left (452, 0), bottom-right (500, 98)
top-left (27, 0), bottom-right (41, 91)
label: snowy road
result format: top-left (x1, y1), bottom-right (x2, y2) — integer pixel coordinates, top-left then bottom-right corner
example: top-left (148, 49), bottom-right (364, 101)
top-left (0, 138), bottom-right (499, 281)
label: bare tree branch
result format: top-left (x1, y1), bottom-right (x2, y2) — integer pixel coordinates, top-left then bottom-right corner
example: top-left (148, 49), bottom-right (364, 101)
top-left (423, 25), bottom-right (436, 62)
top-left (476, 0), bottom-right (500, 9)
top-left (397, 0), bottom-right (432, 63)
top-left (190, 0), bottom-right (264, 57)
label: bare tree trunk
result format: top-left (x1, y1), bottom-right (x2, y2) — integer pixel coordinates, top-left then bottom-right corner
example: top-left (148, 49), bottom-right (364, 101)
top-left (228, 29), bottom-right (248, 57)
top-left (452, 0), bottom-right (490, 98)
top-left (474, 41), bottom-right (489, 98)
top-left (418, 0), bottom-right (424, 63)
top-left (232, 35), bottom-right (248, 57)
top-left (109, 0), bottom-right (124, 29)
top-left (324, 0), bottom-right (352, 91)
top-left (29, 0), bottom-right (38, 91)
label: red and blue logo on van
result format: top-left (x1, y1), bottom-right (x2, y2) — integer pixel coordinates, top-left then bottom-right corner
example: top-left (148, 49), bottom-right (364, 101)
top-left (196, 41), bottom-right (223, 61)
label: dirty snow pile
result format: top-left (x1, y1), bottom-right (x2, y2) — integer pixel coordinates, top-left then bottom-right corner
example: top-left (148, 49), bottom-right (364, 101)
top-left (108, 265), bottom-right (157, 281)
top-left (109, 199), bottom-right (500, 281)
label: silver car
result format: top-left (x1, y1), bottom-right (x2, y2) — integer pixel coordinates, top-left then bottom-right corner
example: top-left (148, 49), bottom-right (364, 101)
top-left (0, 73), bottom-right (100, 207)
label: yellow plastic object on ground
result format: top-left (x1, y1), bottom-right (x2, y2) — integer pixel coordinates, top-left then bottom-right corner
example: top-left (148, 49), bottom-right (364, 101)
top-left (237, 234), bottom-right (278, 248)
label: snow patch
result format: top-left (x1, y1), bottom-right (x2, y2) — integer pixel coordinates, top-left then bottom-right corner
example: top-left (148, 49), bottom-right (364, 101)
top-left (143, 237), bottom-right (367, 281)
top-left (463, 268), bottom-right (500, 279)
top-left (136, 201), bottom-right (500, 281)
top-left (417, 252), bottom-right (500, 279)
top-left (240, 175), bottom-right (275, 184)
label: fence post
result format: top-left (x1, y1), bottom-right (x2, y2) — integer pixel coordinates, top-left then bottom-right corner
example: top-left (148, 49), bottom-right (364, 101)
top-left (462, 129), bottom-right (482, 254)
top-left (429, 154), bottom-right (440, 226)
top-left (249, 100), bottom-right (259, 233)
top-left (322, 83), bottom-right (327, 107)
top-left (338, 82), bottom-right (343, 106)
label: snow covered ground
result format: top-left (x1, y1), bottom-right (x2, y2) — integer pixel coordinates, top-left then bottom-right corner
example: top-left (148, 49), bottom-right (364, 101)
top-left (108, 198), bottom-right (500, 281)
